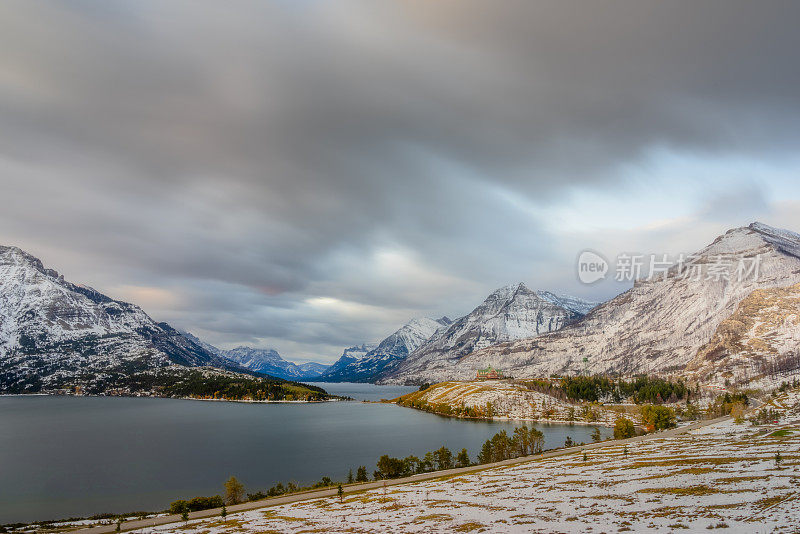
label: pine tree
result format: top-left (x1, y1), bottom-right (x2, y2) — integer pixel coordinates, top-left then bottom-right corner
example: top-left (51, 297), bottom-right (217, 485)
top-left (477, 439), bottom-right (493, 464)
top-left (456, 448), bottom-right (470, 468)
top-left (181, 509), bottom-right (189, 523)
top-left (115, 518), bottom-right (122, 532)
top-left (356, 465), bottom-right (368, 482)
top-left (221, 504), bottom-right (227, 521)
top-left (337, 484), bottom-right (344, 502)
top-left (347, 469), bottom-right (354, 484)
top-left (434, 446), bottom-right (454, 470)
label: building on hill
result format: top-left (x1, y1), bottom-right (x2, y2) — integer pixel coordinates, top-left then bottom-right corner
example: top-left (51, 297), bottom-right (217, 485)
top-left (476, 367), bottom-right (503, 380)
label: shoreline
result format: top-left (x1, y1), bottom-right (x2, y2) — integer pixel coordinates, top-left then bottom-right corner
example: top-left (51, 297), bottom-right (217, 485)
top-left (390, 400), bottom-right (619, 427)
top-left (0, 392), bottom-right (346, 404)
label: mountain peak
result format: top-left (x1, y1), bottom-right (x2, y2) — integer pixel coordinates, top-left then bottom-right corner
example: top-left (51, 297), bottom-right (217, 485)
top-left (486, 282), bottom-right (531, 301)
top-left (700, 222), bottom-right (800, 260)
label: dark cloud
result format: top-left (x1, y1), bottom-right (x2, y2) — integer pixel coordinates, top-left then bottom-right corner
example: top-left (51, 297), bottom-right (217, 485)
top-left (1, 0), bottom-right (799, 361)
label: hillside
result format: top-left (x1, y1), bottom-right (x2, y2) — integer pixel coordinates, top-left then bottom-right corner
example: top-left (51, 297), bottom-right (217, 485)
top-left (394, 380), bottom-right (641, 426)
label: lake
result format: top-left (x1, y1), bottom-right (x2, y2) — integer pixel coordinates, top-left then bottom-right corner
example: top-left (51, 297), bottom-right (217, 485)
top-left (0, 386), bottom-right (609, 523)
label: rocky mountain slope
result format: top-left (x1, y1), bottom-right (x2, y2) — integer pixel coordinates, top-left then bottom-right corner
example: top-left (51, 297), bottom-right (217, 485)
top-left (318, 317), bottom-right (451, 382)
top-left (0, 245), bottom-right (249, 393)
top-left (385, 223), bottom-right (800, 385)
top-left (382, 283), bottom-right (596, 383)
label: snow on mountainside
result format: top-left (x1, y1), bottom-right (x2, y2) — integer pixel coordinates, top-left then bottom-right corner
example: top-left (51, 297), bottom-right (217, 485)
top-left (382, 283), bottom-right (595, 383)
top-left (387, 222), bottom-right (800, 385)
top-left (0, 245), bottom-right (246, 393)
top-left (319, 317), bottom-right (452, 383)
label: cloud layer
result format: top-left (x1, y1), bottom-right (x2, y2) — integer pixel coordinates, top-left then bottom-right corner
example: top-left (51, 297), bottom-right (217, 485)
top-left (2, 0), bottom-right (800, 361)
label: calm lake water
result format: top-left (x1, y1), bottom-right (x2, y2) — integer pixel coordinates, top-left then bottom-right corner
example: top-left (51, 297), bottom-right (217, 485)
top-left (0, 386), bottom-right (608, 523)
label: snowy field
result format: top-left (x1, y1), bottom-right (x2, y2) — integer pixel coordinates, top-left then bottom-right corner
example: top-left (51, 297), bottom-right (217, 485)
top-left (129, 391), bottom-right (800, 533)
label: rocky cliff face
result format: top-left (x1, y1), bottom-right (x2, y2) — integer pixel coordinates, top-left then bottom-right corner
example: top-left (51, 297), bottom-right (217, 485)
top-left (319, 317), bottom-right (451, 382)
top-left (0, 246), bottom-right (244, 392)
top-left (384, 223), bottom-right (800, 385)
top-left (383, 283), bottom-right (595, 383)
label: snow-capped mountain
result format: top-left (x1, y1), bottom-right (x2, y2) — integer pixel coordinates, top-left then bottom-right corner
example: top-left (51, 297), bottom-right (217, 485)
top-left (385, 223), bottom-right (800, 385)
top-left (319, 317), bottom-right (452, 383)
top-left (382, 283), bottom-right (596, 383)
top-left (0, 245), bottom-right (246, 393)
top-left (317, 343), bottom-right (378, 381)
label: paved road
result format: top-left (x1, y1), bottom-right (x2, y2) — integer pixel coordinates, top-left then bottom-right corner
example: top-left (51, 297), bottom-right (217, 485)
top-left (77, 415), bottom-right (730, 534)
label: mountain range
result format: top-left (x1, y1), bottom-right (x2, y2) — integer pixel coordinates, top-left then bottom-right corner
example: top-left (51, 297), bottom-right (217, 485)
top-left (180, 332), bottom-right (330, 381)
top-left (3, 221), bottom-right (799, 394)
top-left (319, 285), bottom-right (596, 383)
top-left (382, 222), bottom-right (800, 387)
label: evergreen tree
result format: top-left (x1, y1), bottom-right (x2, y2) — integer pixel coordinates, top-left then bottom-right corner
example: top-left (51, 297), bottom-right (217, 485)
top-left (337, 484), bottom-right (344, 502)
top-left (115, 518), bottom-right (122, 532)
top-left (775, 451), bottom-right (783, 468)
top-left (181, 509), bottom-right (189, 523)
top-left (355, 465), bottom-right (369, 482)
top-left (564, 435), bottom-right (574, 448)
top-left (403, 455), bottom-right (420, 475)
top-left (529, 428), bottom-right (545, 453)
top-left (456, 448), bottom-right (470, 468)
top-left (422, 451), bottom-right (436, 472)
top-left (434, 446), bottom-right (454, 470)
top-left (221, 504), bottom-right (227, 521)
top-left (591, 427), bottom-right (602, 442)
top-left (477, 440), bottom-right (493, 464)
top-left (347, 469), bottom-right (354, 484)
top-left (513, 426), bottom-right (531, 455)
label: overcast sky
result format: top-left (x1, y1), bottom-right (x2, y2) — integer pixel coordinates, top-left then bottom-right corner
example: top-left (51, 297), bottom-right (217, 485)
top-left (2, 1), bottom-right (800, 363)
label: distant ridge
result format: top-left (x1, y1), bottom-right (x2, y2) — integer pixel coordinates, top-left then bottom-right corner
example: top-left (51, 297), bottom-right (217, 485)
top-left (180, 333), bottom-right (330, 381)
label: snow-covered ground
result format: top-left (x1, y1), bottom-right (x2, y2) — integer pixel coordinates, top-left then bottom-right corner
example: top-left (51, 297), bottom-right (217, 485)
top-left (134, 389), bottom-right (800, 533)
